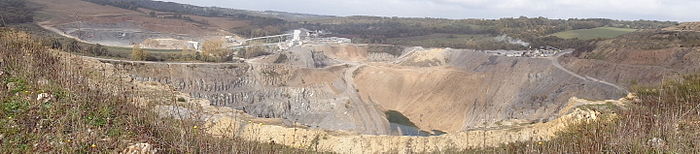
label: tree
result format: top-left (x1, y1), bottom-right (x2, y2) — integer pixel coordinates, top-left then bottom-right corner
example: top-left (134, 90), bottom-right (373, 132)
top-left (131, 44), bottom-right (147, 61)
top-left (91, 44), bottom-right (107, 56)
top-left (149, 11), bottom-right (156, 17)
top-left (201, 39), bottom-right (225, 57)
top-left (50, 39), bottom-right (62, 49)
top-left (240, 42), bottom-right (268, 59)
top-left (65, 40), bottom-right (80, 52)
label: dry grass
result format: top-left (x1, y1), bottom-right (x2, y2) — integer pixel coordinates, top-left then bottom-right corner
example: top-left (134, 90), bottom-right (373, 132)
top-left (0, 28), bottom-right (315, 153)
top-left (456, 76), bottom-right (700, 153)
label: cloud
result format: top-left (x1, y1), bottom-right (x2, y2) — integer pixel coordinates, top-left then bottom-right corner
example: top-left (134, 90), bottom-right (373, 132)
top-left (161, 0), bottom-right (699, 21)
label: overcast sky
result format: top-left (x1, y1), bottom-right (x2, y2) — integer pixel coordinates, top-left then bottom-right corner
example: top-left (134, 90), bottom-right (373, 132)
top-left (160, 0), bottom-right (698, 22)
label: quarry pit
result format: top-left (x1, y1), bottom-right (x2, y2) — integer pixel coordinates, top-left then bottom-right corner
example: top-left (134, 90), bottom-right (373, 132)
top-left (96, 42), bottom-right (626, 136)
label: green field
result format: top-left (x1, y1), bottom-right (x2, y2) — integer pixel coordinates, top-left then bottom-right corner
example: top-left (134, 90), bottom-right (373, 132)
top-left (550, 27), bottom-right (638, 40)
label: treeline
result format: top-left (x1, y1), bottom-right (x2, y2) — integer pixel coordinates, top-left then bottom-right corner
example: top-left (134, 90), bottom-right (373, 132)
top-left (85, 0), bottom-right (139, 10)
top-left (0, 0), bottom-right (34, 26)
top-left (86, 0), bottom-right (237, 17)
top-left (304, 16), bottom-right (676, 42)
top-left (295, 17), bottom-right (676, 50)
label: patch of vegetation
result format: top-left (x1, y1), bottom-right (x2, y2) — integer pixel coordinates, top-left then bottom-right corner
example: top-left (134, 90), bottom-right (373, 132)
top-left (104, 46), bottom-right (198, 61)
top-left (273, 54), bottom-right (288, 63)
top-left (386, 34), bottom-right (524, 50)
top-left (584, 51), bottom-right (607, 60)
top-left (367, 45), bottom-right (403, 56)
top-left (130, 44), bottom-right (148, 61)
top-left (236, 44), bottom-right (272, 59)
top-left (577, 30), bottom-right (700, 58)
top-left (4, 77), bottom-right (27, 94)
top-left (105, 46), bottom-right (181, 53)
top-left (550, 27), bottom-right (638, 40)
top-left (177, 97), bottom-right (186, 102)
top-left (261, 70), bottom-right (282, 77)
top-left (576, 102), bottom-right (621, 115)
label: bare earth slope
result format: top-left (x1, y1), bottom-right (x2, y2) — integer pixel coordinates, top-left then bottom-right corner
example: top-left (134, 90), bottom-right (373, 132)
top-left (563, 28), bottom-right (700, 89)
top-left (354, 49), bottom-right (622, 133)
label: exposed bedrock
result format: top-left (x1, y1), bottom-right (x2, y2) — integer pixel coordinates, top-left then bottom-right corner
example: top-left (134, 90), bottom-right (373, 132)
top-left (112, 62), bottom-right (392, 135)
top-left (103, 44), bottom-right (624, 135)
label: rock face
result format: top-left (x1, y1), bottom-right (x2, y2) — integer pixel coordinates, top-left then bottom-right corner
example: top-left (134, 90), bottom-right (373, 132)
top-left (110, 61), bottom-right (392, 135)
top-left (647, 137), bottom-right (666, 149)
top-left (36, 93), bottom-right (54, 103)
top-left (5, 82), bottom-right (17, 92)
top-left (102, 43), bottom-right (623, 135)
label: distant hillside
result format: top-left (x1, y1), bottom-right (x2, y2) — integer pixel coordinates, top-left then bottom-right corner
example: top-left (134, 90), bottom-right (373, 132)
top-left (303, 17), bottom-right (677, 51)
top-left (81, 0), bottom-right (298, 37)
top-left (8, 0), bottom-right (663, 52)
top-left (79, 0), bottom-right (679, 50)
top-left (81, 0), bottom-right (331, 34)
top-left (563, 29), bottom-right (700, 89)
top-left (550, 27), bottom-right (638, 40)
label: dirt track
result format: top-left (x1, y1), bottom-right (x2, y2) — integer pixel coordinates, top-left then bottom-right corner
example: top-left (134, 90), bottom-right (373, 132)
top-left (551, 50), bottom-right (628, 93)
